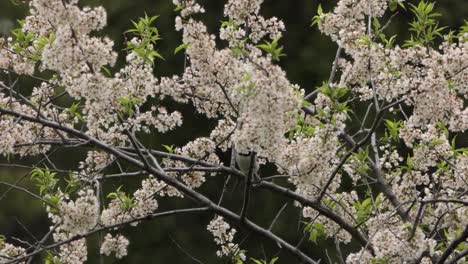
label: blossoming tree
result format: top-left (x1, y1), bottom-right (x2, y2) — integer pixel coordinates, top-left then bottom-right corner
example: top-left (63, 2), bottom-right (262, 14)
top-left (0, 0), bottom-right (466, 263)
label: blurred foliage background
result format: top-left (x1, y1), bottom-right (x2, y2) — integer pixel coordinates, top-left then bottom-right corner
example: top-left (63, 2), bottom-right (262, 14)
top-left (0, 0), bottom-right (466, 263)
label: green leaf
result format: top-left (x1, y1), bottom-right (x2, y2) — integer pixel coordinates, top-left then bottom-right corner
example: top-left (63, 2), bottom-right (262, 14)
top-left (370, 258), bottom-right (388, 264)
top-left (107, 186), bottom-right (136, 211)
top-left (373, 17), bottom-right (381, 32)
top-left (356, 35), bottom-right (372, 46)
top-left (44, 194), bottom-right (60, 214)
top-left (251, 259), bottom-right (265, 264)
top-left (436, 121), bottom-right (449, 138)
top-left (101, 66), bottom-right (112, 77)
top-left (117, 95), bottom-right (142, 117)
top-left (311, 4), bottom-right (324, 27)
top-left (459, 20), bottom-right (468, 40)
top-left (64, 102), bottom-right (84, 122)
top-left (220, 19), bottom-right (235, 29)
top-left (405, 1), bottom-right (444, 47)
top-left (30, 167), bottom-right (58, 196)
top-left (304, 222), bottom-right (325, 244)
top-left (0, 234), bottom-right (5, 248)
top-left (269, 257), bottom-right (279, 264)
top-left (65, 173), bottom-right (80, 194)
top-left (232, 250), bottom-right (247, 264)
top-left (354, 195), bottom-right (379, 225)
top-left (389, 1), bottom-right (398, 12)
top-left (44, 251), bottom-right (62, 264)
top-left (125, 14), bottom-right (164, 64)
top-left (162, 144), bottom-right (175, 153)
top-left (257, 37), bottom-right (286, 61)
top-left (174, 43), bottom-right (191, 54)
top-left (174, 4), bottom-right (185, 12)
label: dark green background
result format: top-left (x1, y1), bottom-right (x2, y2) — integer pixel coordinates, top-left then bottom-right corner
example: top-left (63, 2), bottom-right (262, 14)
top-left (0, 0), bottom-right (466, 263)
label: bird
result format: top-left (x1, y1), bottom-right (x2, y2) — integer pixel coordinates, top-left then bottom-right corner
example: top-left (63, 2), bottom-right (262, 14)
top-left (235, 150), bottom-right (259, 177)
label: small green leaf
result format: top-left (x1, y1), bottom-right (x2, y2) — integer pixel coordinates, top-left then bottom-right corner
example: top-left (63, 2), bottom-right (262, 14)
top-left (389, 1), bottom-right (398, 11)
top-left (373, 17), bottom-right (381, 32)
top-left (162, 144), bottom-right (175, 153)
top-left (257, 37), bottom-right (286, 61)
top-left (304, 222), bottom-right (325, 244)
top-left (311, 4), bottom-right (324, 27)
top-left (174, 43), bottom-right (191, 54)
top-left (101, 66), bottom-right (112, 77)
top-left (251, 259), bottom-right (265, 264)
top-left (174, 4), bottom-right (185, 12)
top-left (125, 14), bottom-right (164, 64)
top-left (30, 166), bottom-right (58, 196)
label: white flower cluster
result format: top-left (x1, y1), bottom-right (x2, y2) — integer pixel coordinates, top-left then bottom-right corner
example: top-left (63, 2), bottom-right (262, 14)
top-left (167, 0), bottom-right (300, 161)
top-left (279, 126), bottom-right (341, 196)
top-left (78, 150), bottom-right (114, 179)
top-left (101, 176), bottom-right (162, 227)
top-left (347, 213), bottom-right (436, 263)
top-left (319, 0), bottom-right (387, 47)
top-left (177, 138), bottom-right (219, 188)
top-left (23, 0), bottom-right (112, 71)
top-left (209, 119), bottom-right (237, 152)
top-left (100, 233), bottom-right (129, 259)
top-left (0, 242), bottom-right (25, 264)
top-left (318, 0), bottom-right (467, 136)
top-left (162, 137), bottom-right (220, 190)
top-left (0, 0), bottom-right (466, 262)
top-left (177, 0), bottom-right (205, 18)
top-left (248, 16), bottom-right (285, 44)
top-left (3, 0), bottom-right (183, 151)
top-left (312, 0), bottom-right (467, 259)
top-left (224, 0), bottom-right (262, 23)
top-left (55, 189), bottom-right (99, 236)
top-left (386, 125), bottom-right (465, 204)
top-left (378, 144), bottom-right (403, 170)
top-left (231, 60), bottom-right (302, 159)
top-left (207, 216), bottom-right (241, 258)
top-left (0, 93), bottom-right (56, 156)
top-left (343, 155), bottom-right (367, 184)
top-left (223, 0), bottom-right (286, 44)
top-left (423, 199), bottom-right (468, 237)
top-left (133, 106), bottom-right (183, 134)
top-left (0, 38), bottom-right (36, 75)
top-left (41, 188), bottom-right (97, 264)
top-left (53, 232), bottom-right (88, 264)
top-left (303, 191), bottom-right (359, 243)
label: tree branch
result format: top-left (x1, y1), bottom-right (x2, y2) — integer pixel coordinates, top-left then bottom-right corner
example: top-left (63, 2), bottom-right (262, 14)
top-left (436, 226), bottom-right (468, 264)
top-left (0, 107), bottom-right (318, 264)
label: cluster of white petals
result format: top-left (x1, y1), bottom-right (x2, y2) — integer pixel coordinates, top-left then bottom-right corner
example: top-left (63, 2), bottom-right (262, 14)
top-left (78, 150), bottom-right (114, 178)
top-left (311, 0), bottom-right (468, 261)
top-left (0, 242), bottom-right (25, 264)
top-left (101, 176), bottom-right (162, 227)
top-left (46, 189), bottom-right (99, 237)
top-left (100, 233), bottom-right (130, 259)
top-left (165, 0), bottom-right (301, 161)
top-left (280, 126), bottom-right (341, 195)
top-left (303, 192), bottom-right (359, 243)
top-left (0, 38), bottom-right (35, 75)
top-left (207, 216), bottom-right (241, 258)
top-left (0, 0), bottom-right (184, 151)
top-left (0, 93), bottom-right (56, 156)
top-left (347, 213), bottom-right (437, 263)
top-left (161, 137), bottom-right (220, 191)
top-left (53, 232), bottom-right (88, 264)
top-left (0, 0), bottom-right (466, 262)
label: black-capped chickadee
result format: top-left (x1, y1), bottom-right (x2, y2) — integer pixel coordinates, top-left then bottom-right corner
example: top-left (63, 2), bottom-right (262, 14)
top-left (235, 151), bottom-right (259, 177)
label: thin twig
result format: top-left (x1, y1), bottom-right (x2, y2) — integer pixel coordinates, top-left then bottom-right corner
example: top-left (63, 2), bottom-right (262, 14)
top-left (240, 152), bottom-right (256, 222)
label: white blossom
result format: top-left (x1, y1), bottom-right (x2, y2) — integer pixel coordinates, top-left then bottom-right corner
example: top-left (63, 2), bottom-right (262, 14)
top-left (100, 234), bottom-right (130, 259)
top-left (207, 216), bottom-right (241, 257)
